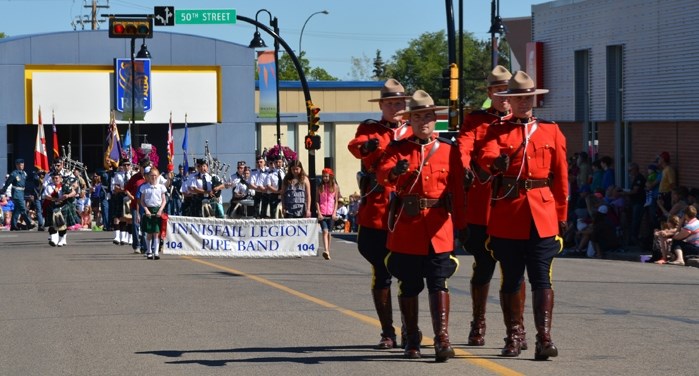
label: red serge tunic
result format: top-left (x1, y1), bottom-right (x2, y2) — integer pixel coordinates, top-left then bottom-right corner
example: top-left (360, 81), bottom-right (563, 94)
top-left (347, 120), bottom-right (412, 230)
top-left (478, 118), bottom-right (568, 240)
top-left (376, 137), bottom-right (467, 255)
top-left (457, 109), bottom-right (511, 226)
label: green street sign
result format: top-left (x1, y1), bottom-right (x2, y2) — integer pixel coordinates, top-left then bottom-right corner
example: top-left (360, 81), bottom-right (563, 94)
top-left (175, 9), bottom-right (237, 25)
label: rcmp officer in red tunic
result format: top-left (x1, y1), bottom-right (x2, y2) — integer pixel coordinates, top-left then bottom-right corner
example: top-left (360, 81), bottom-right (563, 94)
top-left (377, 90), bottom-right (467, 362)
top-left (458, 66), bottom-right (528, 349)
top-left (478, 71), bottom-right (568, 360)
top-left (347, 79), bottom-right (412, 349)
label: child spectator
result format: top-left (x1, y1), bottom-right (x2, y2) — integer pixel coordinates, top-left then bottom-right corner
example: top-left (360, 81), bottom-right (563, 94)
top-left (75, 190), bottom-right (91, 229)
top-left (347, 192), bottom-right (360, 232)
top-left (589, 205), bottom-right (623, 258)
top-left (668, 205), bottom-right (699, 266)
top-left (90, 174), bottom-right (106, 230)
top-left (139, 167), bottom-right (167, 260)
top-left (1, 194), bottom-right (14, 229)
top-left (335, 197), bottom-right (349, 231)
top-left (652, 215), bottom-right (681, 264)
top-left (316, 168), bottom-right (339, 260)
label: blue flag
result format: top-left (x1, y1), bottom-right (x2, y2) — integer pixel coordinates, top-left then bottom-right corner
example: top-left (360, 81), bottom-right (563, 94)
top-left (182, 119), bottom-right (189, 174)
top-left (123, 127), bottom-right (132, 159)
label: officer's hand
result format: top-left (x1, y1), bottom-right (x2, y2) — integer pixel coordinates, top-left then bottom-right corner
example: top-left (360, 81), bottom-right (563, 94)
top-left (558, 221), bottom-right (569, 237)
top-left (493, 153), bottom-right (510, 172)
top-left (463, 168), bottom-right (475, 190)
top-left (362, 138), bottom-right (380, 153)
top-left (457, 227), bottom-right (470, 245)
top-left (392, 159), bottom-right (410, 176)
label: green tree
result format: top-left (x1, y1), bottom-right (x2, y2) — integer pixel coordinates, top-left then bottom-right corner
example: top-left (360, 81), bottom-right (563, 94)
top-left (349, 53), bottom-right (372, 81)
top-left (277, 51), bottom-right (337, 81)
top-left (0, 32), bottom-right (6, 39)
top-left (381, 30), bottom-right (508, 108)
top-left (372, 50), bottom-right (386, 80)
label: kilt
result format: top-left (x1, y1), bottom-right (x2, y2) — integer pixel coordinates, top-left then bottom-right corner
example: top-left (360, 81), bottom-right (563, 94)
top-left (142, 207), bottom-right (162, 234)
top-left (44, 202), bottom-right (79, 228)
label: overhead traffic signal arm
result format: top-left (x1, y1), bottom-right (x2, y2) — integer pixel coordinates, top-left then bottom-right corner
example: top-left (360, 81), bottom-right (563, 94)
top-left (109, 17), bottom-right (154, 39)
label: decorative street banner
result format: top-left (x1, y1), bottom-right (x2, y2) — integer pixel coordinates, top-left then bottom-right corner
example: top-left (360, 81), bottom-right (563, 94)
top-left (164, 216), bottom-right (320, 258)
top-left (257, 51), bottom-right (277, 119)
top-left (115, 58), bottom-right (152, 119)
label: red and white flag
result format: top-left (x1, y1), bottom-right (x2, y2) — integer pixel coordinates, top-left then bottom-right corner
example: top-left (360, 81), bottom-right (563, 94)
top-left (167, 111), bottom-right (174, 172)
top-left (52, 110), bottom-right (59, 160)
top-left (34, 107), bottom-right (49, 171)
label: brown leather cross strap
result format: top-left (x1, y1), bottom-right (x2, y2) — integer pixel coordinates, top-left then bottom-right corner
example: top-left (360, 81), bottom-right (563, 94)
top-left (501, 176), bottom-right (551, 191)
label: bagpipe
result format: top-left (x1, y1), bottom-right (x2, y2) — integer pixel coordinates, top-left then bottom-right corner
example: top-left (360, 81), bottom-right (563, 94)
top-left (60, 142), bottom-right (92, 190)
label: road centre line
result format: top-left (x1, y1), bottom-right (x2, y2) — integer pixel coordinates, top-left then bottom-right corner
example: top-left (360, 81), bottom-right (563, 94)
top-left (183, 256), bottom-right (524, 376)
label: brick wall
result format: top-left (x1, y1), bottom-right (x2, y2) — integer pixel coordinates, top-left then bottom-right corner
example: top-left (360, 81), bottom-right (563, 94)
top-left (560, 121), bottom-right (699, 189)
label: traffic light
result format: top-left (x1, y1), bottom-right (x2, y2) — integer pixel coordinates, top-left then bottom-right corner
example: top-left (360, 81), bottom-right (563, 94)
top-left (307, 100), bottom-right (321, 134)
top-left (440, 64), bottom-right (459, 100)
top-left (304, 134), bottom-right (321, 150)
top-left (109, 17), bottom-right (153, 39)
top-left (449, 63), bottom-right (459, 101)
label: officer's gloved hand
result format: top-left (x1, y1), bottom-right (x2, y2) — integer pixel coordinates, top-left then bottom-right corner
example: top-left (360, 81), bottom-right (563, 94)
top-left (463, 168), bottom-right (475, 190)
top-left (392, 159), bottom-right (410, 176)
top-left (457, 227), bottom-right (470, 245)
top-left (362, 138), bottom-right (380, 153)
top-left (493, 153), bottom-right (510, 172)
top-left (558, 221), bottom-right (569, 237)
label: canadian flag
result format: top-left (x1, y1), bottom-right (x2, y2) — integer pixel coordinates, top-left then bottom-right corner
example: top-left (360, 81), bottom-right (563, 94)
top-left (34, 108), bottom-right (49, 171)
top-left (167, 111), bottom-right (174, 172)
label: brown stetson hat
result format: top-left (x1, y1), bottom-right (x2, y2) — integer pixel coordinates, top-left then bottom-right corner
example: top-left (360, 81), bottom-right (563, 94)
top-left (396, 90), bottom-right (448, 116)
top-left (494, 71), bottom-right (549, 96)
top-left (487, 65), bottom-right (512, 87)
top-left (368, 78), bottom-right (412, 102)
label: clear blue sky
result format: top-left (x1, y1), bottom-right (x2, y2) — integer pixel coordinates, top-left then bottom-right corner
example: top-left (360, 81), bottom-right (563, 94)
top-left (0, 0), bottom-right (546, 79)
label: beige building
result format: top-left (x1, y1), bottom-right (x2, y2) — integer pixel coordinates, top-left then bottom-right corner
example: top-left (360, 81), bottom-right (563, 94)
top-left (255, 81), bottom-right (385, 199)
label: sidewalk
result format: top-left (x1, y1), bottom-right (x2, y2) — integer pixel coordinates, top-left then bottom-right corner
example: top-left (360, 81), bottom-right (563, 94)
top-left (332, 233), bottom-right (699, 268)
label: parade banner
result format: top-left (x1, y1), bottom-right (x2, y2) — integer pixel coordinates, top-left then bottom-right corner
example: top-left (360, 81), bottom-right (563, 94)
top-left (164, 216), bottom-right (320, 258)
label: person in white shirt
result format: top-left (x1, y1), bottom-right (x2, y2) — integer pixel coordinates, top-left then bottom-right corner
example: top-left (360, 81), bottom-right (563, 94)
top-left (265, 156), bottom-right (286, 219)
top-left (111, 159), bottom-right (131, 245)
top-left (138, 167), bottom-right (168, 260)
top-left (249, 156), bottom-right (269, 218)
top-left (336, 197), bottom-right (349, 230)
top-left (75, 189), bottom-right (91, 229)
top-left (232, 166), bottom-right (255, 217)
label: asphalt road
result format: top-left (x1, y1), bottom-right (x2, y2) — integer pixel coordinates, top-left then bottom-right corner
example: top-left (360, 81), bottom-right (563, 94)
top-left (0, 230), bottom-right (697, 376)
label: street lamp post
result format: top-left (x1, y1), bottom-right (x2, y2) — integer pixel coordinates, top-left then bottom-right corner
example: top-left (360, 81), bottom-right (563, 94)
top-left (250, 10), bottom-right (282, 148)
top-left (239, 13), bottom-right (318, 214)
top-left (489, 0), bottom-right (506, 69)
top-left (298, 10), bottom-right (328, 56)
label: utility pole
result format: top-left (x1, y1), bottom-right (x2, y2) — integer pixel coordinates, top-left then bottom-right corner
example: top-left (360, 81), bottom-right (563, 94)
top-left (72, 0), bottom-right (109, 30)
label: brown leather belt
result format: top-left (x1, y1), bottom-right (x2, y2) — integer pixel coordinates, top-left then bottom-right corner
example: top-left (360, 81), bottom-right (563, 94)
top-left (502, 177), bottom-right (551, 191)
top-left (419, 198), bottom-right (443, 209)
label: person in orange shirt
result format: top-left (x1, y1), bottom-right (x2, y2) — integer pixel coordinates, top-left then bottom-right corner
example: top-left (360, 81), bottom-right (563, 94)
top-left (377, 90), bottom-right (467, 362)
top-left (347, 79), bottom-right (412, 350)
top-left (458, 65), bottom-right (528, 350)
top-left (478, 71), bottom-right (568, 360)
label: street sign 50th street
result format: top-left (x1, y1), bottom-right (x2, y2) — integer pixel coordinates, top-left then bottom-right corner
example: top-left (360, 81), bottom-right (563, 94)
top-left (154, 7), bottom-right (237, 26)
top-left (176, 9), bottom-right (237, 25)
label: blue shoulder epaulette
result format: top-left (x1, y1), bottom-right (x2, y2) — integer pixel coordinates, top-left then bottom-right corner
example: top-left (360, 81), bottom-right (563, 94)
top-left (437, 137), bottom-right (456, 146)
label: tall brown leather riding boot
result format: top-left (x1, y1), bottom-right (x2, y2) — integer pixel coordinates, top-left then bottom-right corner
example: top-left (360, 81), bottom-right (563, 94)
top-left (371, 288), bottom-right (397, 349)
top-left (467, 283), bottom-right (489, 346)
top-left (533, 289), bottom-right (558, 360)
top-left (499, 291), bottom-right (524, 357)
top-left (429, 291), bottom-right (455, 362)
top-left (519, 280), bottom-right (528, 350)
top-left (398, 296), bottom-right (421, 359)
